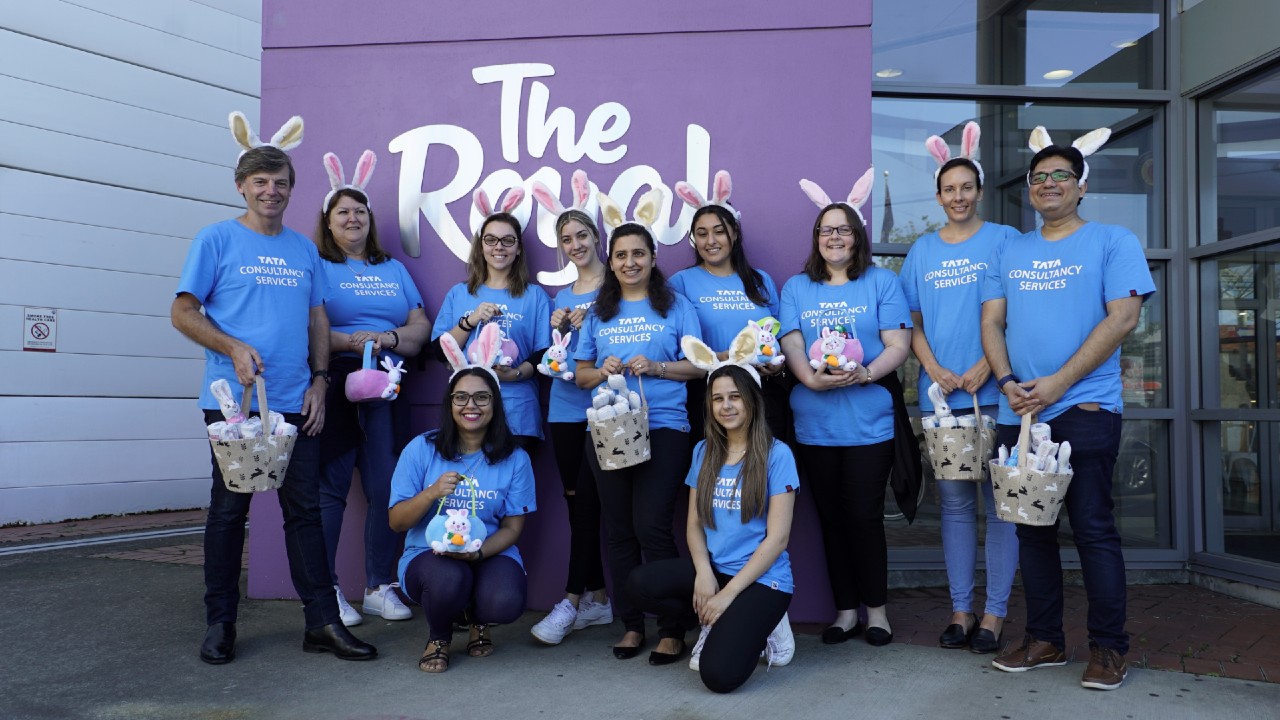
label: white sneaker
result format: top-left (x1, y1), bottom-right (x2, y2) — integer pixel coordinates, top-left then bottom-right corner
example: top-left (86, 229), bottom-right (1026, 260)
top-left (764, 613), bottom-right (795, 668)
top-left (689, 625), bottom-right (711, 672)
top-left (531, 599), bottom-right (578, 645)
top-left (334, 585), bottom-right (363, 627)
top-left (573, 594), bottom-right (614, 630)
top-left (363, 583), bottom-right (412, 621)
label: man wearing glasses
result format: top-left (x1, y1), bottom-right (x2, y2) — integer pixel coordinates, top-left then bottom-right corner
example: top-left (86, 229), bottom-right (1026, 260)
top-left (979, 139), bottom-right (1154, 690)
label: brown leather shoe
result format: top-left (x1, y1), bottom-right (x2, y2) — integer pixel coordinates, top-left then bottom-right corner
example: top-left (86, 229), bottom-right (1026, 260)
top-left (1081, 645), bottom-right (1128, 690)
top-left (991, 634), bottom-right (1067, 672)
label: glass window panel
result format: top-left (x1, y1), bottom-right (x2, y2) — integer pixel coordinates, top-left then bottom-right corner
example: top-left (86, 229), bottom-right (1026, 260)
top-left (1204, 66), bottom-right (1280, 241)
top-left (872, 99), bottom-right (1159, 247)
top-left (1112, 418), bottom-right (1172, 548)
top-left (1204, 421), bottom-right (1279, 564)
top-left (1121, 263), bottom-right (1166, 408)
top-left (872, 0), bottom-right (1161, 89)
top-left (1206, 247), bottom-right (1280, 410)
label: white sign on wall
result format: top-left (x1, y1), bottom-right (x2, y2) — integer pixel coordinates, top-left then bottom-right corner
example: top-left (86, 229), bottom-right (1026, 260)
top-left (23, 307), bottom-right (57, 352)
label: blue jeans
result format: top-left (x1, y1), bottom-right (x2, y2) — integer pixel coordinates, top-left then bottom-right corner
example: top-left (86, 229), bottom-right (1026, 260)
top-left (938, 478), bottom-right (1019, 617)
top-left (319, 400), bottom-right (402, 589)
top-left (203, 410), bottom-right (340, 630)
top-left (996, 406), bottom-right (1127, 654)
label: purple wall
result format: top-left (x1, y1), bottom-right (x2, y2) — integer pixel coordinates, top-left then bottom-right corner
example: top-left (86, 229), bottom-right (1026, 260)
top-left (250, 0), bottom-right (874, 624)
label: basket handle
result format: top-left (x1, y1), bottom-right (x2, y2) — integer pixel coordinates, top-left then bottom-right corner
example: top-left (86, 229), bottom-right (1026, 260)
top-left (972, 392), bottom-right (985, 468)
top-left (1014, 412), bottom-right (1036, 470)
top-left (362, 340), bottom-right (376, 370)
top-left (238, 375), bottom-right (274, 436)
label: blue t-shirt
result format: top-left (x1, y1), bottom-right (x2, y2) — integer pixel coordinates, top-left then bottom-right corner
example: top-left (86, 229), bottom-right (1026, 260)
top-left (175, 219), bottom-right (324, 413)
top-left (685, 439), bottom-right (798, 593)
top-left (779, 268), bottom-right (913, 445)
top-left (432, 283), bottom-right (552, 438)
top-left (390, 432), bottom-right (537, 584)
top-left (900, 223), bottom-right (1018, 412)
top-left (547, 286), bottom-right (599, 424)
top-left (981, 222), bottom-right (1155, 423)
top-left (576, 295), bottom-right (703, 432)
top-left (670, 265), bottom-right (780, 352)
top-left (320, 257), bottom-right (424, 365)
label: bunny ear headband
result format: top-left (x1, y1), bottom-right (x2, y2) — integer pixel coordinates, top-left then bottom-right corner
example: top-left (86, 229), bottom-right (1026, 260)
top-left (228, 111), bottom-right (304, 157)
top-left (596, 186), bottom-right (667, 252)
top-left (473, 184), bottom-right (526, 220)
top-left (925, 121), bottom-right (984, 186)
top-left (680, 325), bottom-right (762, 387)
top-left (1026, 126), bottom-right (1111, 187)
top-left (798, 167), bottom-right (875, 226)
top-left (322, 150), bottom-right (376, 212)
top-left (439, 322), bottom-right (503, 384)
top-left (674, 170), bottom-right (740, 246)
top-left (531, 169), bottom-right (593, 219)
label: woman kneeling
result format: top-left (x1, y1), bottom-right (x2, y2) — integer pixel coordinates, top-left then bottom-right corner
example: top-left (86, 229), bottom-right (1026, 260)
top-left (628, 363), bottom-right (798, 693)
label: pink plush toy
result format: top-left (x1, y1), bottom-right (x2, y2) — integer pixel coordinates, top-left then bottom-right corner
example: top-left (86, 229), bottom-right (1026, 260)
top-left (808, 326), bottom-right (864, 372)
top-left (345, 341), bottom-right (402, 403)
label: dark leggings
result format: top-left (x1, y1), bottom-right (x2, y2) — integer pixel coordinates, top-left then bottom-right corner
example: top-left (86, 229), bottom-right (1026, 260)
top-left (628, 557), bottom-right (791, 694)
top-left (403, 551), bottom-right (527, 644)
top-left (549, 422), bottom-right (606, 594)
top-left (795, 440), bottom-right (894, 610)
top-left (586, 427), bottom-right (691, 638)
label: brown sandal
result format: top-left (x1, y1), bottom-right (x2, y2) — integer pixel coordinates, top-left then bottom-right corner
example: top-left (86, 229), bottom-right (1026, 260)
top-left (467, 624), bottom-right (494, 658)
top-left (419, 640), bottom-right (450, 673)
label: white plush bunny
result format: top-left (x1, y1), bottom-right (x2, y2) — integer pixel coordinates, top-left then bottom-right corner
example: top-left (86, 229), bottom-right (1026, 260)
top-left (925, 121), bottom-right (984, 185)
top-left (538, 328), bottom-right (575, 382)
top-left (228, 111), bottom-right (303, 156)
top-left (798, 167), bottom-right (876, 226)
top-left (322, 149), bottom-right (377, 212)
top-left (1026, 126), bottom-right (1112, 186)
top-left (379, 356), bottom-right (405, 400)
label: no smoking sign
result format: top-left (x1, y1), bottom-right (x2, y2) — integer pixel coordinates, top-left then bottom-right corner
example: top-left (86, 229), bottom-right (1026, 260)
top-left (23, 307), bottom-right (57, 352)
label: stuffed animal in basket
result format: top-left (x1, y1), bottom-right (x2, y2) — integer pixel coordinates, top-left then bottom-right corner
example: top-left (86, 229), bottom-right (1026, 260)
top-left (345, 341), bottom-right (404, 403)
top-left (427, 507), bottom-right (486, 554)
top-left (538, 328), bottom-right (575, 381)
top-left (586, 373), bottom-right (642, 423)
top-left (808, 325), bottom-right (863, 372)
top-left (749, 316), bottom-right (786, 366)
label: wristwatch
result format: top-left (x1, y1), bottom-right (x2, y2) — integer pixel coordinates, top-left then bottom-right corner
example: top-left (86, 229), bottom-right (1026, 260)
top-left (312, 369), bottom-right (330, 383)
top-left (997, 374), bottom-right (1018, 391)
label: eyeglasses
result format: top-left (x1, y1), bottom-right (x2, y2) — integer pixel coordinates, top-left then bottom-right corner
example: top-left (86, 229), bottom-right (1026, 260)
top-left (482, 234), bottom-right (519, 248)
top-left (818, 225), bottom-right (855, 237)
top-left (1028, 169), bottom-right (1078, 185)
top-left (450, 391), bottom-right (493, 407)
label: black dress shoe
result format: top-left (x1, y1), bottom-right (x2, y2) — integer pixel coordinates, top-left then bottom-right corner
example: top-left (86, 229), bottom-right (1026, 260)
top-left (303, 622), bottom-right (377, 660)
top-left (200, 622), bottom-right (236, 665)
top-left (969, 628), bottom-right (1001, 654)
top-left (820, 622), bottom-right (865, 645)
top-left (939, 622), bottom-right (975, 649)
top-left (648, 639), bottom-right (687, 666)
top-left (613, 636), bottom-right (646, 660)
top-left (865, 626), bottom-right (894, 646)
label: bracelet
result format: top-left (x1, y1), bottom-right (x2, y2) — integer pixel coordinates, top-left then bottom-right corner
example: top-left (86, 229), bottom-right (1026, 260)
top-left (312, 369), bottom-right (329, 382)
top-left (387, 329), bottom-right (400, 349)
top-left (514, 366), bottom-right (523, 380)
top-left (457, 314), bottom-right (474, 332)
top-left (997, 374), bottom-right (1019, 391)
top-left (659, 361), bottom-right (667, 379)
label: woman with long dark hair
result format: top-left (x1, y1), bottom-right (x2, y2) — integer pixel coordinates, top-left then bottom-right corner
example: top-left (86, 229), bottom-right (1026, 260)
top-left (575, 220), bottom-right (703, 663)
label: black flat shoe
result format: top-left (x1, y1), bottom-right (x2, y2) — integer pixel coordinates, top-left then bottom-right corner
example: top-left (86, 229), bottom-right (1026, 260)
top-left (647, 640), bottom-right (687, 666)
top-left (200, 622), bottom-right (236, 665)
top-left (613, 636), bottom-right (646, 660)
top-left (865, 626), bottom-right (894, 647)
top-left (303, 622), bottom-right (377, 661)
top-left (970, 628), bottom-right (1001, 654)
top-left (820, 622), bottom-right (865, 645)
top-left (939, 622), bottom-right (975, 649)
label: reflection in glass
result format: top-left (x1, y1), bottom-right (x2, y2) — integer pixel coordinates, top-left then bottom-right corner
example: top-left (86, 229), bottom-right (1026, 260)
top-left (1209, 249), bottom-right (1280, 410)
top-left (872, 0), bottom-right (1161, 89)
top-left (1112, 419), bottom-right (1170, 548)
top-left (872, 99), bottom-right (1158, 248)
top-left (1206, 66), bottom-right (1280, 241)
top-left (1207, 421), bottom-right (1278, 565)
top-left (1121, 264), bottom-right (1166, 408)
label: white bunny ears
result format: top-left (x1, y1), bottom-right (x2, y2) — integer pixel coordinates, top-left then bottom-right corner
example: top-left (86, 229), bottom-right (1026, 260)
top-left (799, 167), bottom-right (875, 226)
top-left (322, 150), bottom-right (376, 212)
top-left (228, 111), bottom-right (304, 157)
top-left (597, 187), bottom-right (666, 241)
top-left (926, 121), bottom-right (984, 186)
top-left (473, 184), bottom-right (526, 219)
top-left (531, 169), bottom-right (592, 219)
top-left (1027, 126), bottom-right (1112, 186)
top-left (681, 325), bottom-right (762, 387)
top-left (440, 322), bottom-right (503, 384)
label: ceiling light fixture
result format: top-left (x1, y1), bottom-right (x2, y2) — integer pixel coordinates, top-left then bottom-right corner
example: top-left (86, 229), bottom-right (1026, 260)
top-left (875, 68), bottom-right (903, 78)
top-left (1043, 69), bottom-right (1074, 80)
top-left (1111, 39), bottom-right (1139, 49)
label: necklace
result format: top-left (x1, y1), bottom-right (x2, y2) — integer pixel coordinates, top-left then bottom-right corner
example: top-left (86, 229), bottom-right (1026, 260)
top-left (726, 447), bottom-right (747, 462)
top-left (346, 257), bottom-right (369, 277)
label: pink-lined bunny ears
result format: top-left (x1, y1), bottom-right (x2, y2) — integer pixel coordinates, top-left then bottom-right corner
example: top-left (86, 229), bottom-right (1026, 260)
top-left (473, 185), bottom-right (526, 218)
top-left (925, 121), bottom-right (984, 185)
top-left (321, 150), bottom-right (376, 212)
top-left (596, 186), bottom-right (667, 239)
top-left (1026, 126), bottom-right (1112, 186)
top-left (681, 325), bottom-right (761, 386)
top-left (674, 170), bottom-right (740, 219)
top-left (440, 322), bottom-right (502, 383)
top-left (531, 169), bottom-right (592, 218)
top-left (798, 167), bottom-right (875, 225)
top-left (228, 111), bottom-right (304, 156)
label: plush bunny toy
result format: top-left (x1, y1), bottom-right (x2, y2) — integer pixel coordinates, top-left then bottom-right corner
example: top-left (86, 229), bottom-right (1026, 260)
top-left (749, 316), bottom-right (786, 367)
top-left (538, 328), bottom-right (575, 381)
top-left (808, 326), bottom-right (864, 372)
top-left (925, 121), bottom-right (984, 185)
top-left (430, 508), bottom-right (484, 553)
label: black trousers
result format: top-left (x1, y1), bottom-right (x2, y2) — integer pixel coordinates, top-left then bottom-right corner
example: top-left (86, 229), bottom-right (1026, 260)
top-left (549, 422), bottom-right (606, 594)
